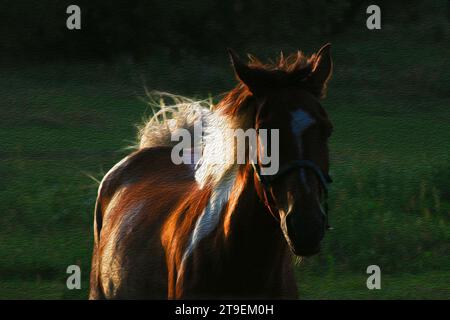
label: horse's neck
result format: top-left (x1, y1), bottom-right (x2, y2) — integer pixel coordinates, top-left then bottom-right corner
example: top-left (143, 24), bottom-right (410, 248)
top-left (216, 166), bottom-right (288, 264)
top-left (175, 166), bottom-right (295, 298)
top-left (203, 167), bottom-right (292, 297)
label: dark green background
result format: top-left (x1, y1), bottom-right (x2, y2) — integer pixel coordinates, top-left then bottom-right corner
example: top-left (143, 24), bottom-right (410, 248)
top-left (0, 1), bottom-right (449, 299)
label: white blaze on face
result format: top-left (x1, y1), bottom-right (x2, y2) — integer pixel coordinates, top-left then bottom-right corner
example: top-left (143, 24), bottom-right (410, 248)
top-left (290, 109), bottom-right (315, 153)
top-left (291, 109), bottom-right (316, 191)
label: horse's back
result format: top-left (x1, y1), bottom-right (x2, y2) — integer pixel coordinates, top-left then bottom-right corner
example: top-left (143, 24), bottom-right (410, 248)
top-left (89, 147), bottom-right (194, 299)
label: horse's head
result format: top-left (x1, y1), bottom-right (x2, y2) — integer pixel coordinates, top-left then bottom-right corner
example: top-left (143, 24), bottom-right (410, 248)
top-left (229, 44), bottom-right (333, 256)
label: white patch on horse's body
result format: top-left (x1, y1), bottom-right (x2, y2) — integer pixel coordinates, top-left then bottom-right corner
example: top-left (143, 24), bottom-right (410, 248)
top-left (177, 167), bottom-right (238, 282)
top-left (194, 110), bottom-right (237, 188)
top-left (176, 110), bottom-right (241, 280)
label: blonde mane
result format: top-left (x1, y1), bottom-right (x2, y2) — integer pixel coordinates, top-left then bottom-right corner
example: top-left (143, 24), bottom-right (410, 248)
top-left (137, 92), bottom-right (212, 149)
top-left (137, 92), bottom-right (246, 189)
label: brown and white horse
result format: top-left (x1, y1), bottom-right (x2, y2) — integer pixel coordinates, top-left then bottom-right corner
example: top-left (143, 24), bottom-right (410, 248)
top-left (89, 44), bottom-right (334, 299)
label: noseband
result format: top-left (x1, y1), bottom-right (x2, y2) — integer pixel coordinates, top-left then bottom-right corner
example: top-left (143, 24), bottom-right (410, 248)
top-left (252, 160), bottom-right (333, 230)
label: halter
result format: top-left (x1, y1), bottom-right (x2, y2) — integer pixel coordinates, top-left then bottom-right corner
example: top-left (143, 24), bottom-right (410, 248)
top-left (252, 160), bottom-right (333, 230)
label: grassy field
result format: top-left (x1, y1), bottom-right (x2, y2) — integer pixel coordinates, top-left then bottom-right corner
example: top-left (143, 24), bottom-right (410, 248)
top-left (0, 35), bottom-right (449, 299)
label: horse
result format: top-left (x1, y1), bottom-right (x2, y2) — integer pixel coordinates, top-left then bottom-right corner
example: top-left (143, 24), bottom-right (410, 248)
top-left (89, 44), bottom-right (334, 299)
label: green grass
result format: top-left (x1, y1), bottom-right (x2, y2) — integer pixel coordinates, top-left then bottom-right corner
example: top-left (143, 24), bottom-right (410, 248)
top-left (2, 271), bottom-right (448, 300)
top-left (0, 34), bottom-right (449, 299)
top-left (297, 271), bottom-right (450, 300)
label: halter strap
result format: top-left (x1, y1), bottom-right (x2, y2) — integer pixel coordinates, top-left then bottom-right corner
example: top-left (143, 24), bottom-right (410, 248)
top-left (252, 160), bottom-right (332, 190)
top-left (252, 160), bottom-right (333, 230)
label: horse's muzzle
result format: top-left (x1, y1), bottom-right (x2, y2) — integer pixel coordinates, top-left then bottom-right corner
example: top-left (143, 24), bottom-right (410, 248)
top-left (281, 206), bottom-right (325, 257)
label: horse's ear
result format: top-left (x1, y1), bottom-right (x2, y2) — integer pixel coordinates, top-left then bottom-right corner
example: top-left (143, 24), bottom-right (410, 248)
top-left (310, 43), bottom-right (333, 97)
top-left (228, 48), bottom-right (271, 94)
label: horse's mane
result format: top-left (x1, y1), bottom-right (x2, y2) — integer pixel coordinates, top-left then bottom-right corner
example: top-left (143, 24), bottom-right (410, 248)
top-left (137, 92), bottom-right (212, 149)
top-left (136, 51), bottom-right (318, 187)
top-left (249, 50), bottom-right (313, 72)
top-left (137, 91), bottom-right (242, 189)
